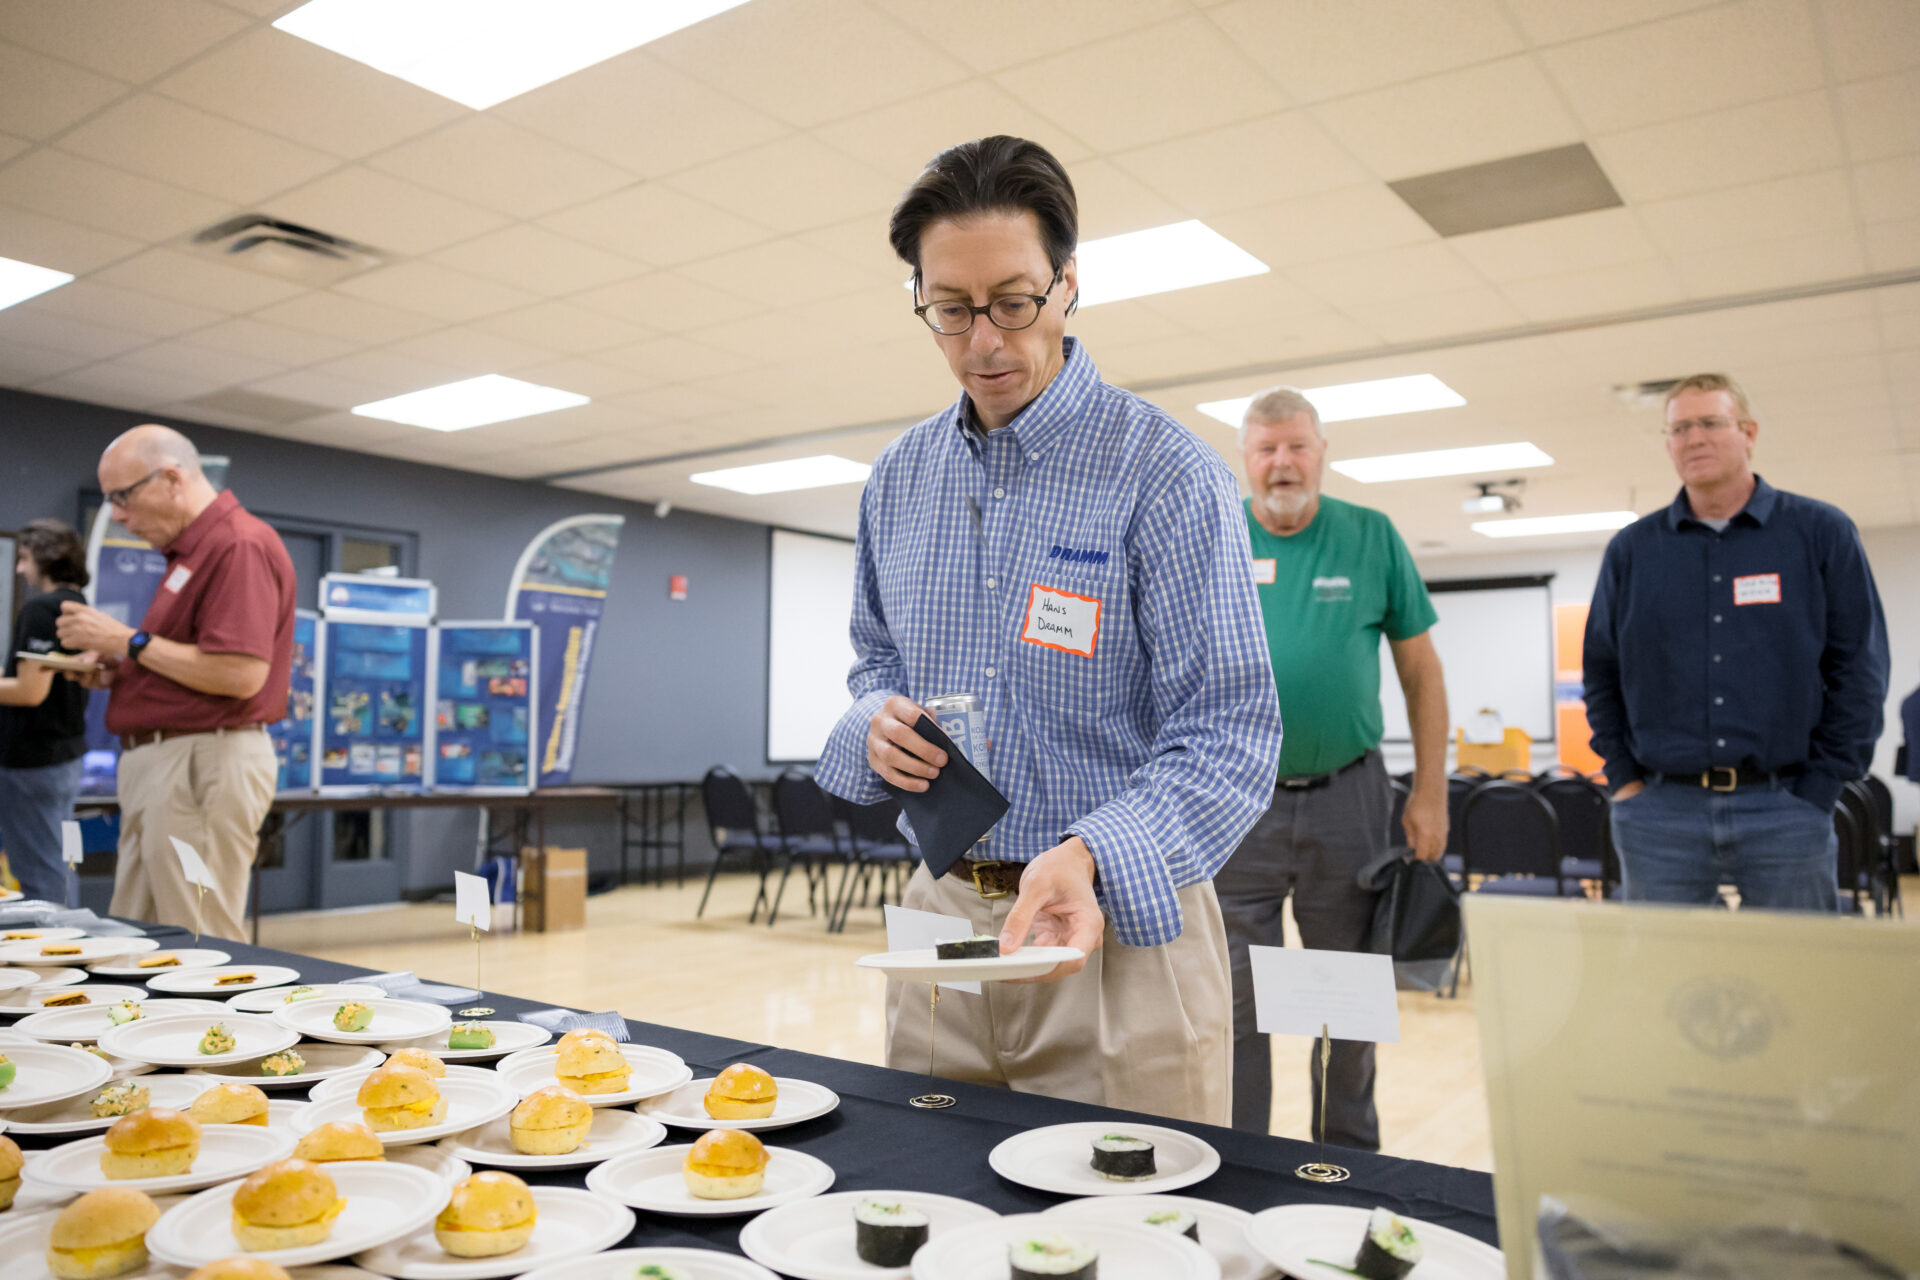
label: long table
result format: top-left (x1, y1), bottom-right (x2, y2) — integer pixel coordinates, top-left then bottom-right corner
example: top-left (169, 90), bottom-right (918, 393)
top-left (9, 924), bottom-right (1502, 1264)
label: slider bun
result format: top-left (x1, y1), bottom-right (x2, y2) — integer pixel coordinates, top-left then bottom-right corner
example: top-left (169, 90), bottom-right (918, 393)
top-left (704, 1064), bottom-right (777, 1119)
top-left (47, 1187), bottom-right (160, 1280)
top-left (508, 1086), bottom-right (591, 1155)
top-left (682, 1129), bottom-right (767, 1199)
top-left (554, 1038), bottom-right (628, 1094)
top-left (100, 1109), bottom-right (201, 1179)
top-left (0, 1134), bottom-right (20, 1212)
top-left (186, 1259), bottom-right (294, 1280)
top-left (293, 1122), bottom-right (386, 1163)
top-left (356, 1063), bottom-right (439, 1108)
top-left (230, 1159), bottom-right (343, 1251)
top-left (190, 1083), bottom-right (270, 1125)
top-left (554, 1029), bottom-right (615, 1054)
top-left (383, 1047), bottom-right (446, 1078)
top-left (434, 1171), bottom-right (536, 1257)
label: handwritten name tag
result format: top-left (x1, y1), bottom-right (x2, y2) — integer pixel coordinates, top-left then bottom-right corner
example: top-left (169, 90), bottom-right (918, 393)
top-left (1252, 558), bottom-right (1276, 585)
top-left (164, 565), bottom-right (192, 594)
top-left (1733, 573), bottom-right (1780, 605)
top-left (1021, 583), bottom-right (1101, 658)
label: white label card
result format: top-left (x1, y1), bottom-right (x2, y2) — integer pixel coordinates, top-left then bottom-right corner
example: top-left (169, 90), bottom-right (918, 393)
top-left (1250, 945), bottom-right (1400, 1043)
top-left (167, 836), bottom-right (215, 889)
top-left (1252, 558), bottom-right (1277, 585)
top-left (163, 565), bottom-right (192, 594)
top-left (61, 821), bottom-right (83, 866)
top-left (884, 904), bottom-right (982, 994)
top-left (1020, 583), bottom-right (1101, 658)
top-left (1733, 573), bottom-right (1781, 605)
top-left (453, 870), bottom-right (491, 931)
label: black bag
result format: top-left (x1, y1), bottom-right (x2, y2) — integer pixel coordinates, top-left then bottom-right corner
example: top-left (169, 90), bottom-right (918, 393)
top-left (880, 715), bottom-right (1010, 879)
top-left (1360, 849), bottom-right (1463, 983)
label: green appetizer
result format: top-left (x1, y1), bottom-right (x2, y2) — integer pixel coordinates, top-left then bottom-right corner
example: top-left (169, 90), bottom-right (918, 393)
top-left (333, 1002), bottom-right (373, 1032)
top-left (199, 1022), bottom-right (236, 1055)
top-left (0, 1052), bottom-right (13, 1090)
top-left (448, 1022), bottom-right (495, 1050)
top-left (283, 985), bottom-right (320, 1003)
top-left (91, 1082), bottom-right (150, 1117)
top-left (107, 1000), bottom-right (145, 1026)
top-left (260, 1048), bottom-right (307, 1077)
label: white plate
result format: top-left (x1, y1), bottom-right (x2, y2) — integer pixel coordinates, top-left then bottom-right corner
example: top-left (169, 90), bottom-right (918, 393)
top-left (354, 1184), bottom-right (635, 1279)
top-left (147, 1157), bottom-right (447, 1268)
top-left (1044, 1195), bottom-right (1275, 1280)
top-left (14, 650), bottom-right (102, 672)
top-left (266, 1098), bottom-right (311, 1131)
top-left (276, 996), bottom-right (453, 1045)
top-left (495, 1043), bottom-right (691, 1107)
top-left (913, 1212), bottom-right (1219, 1280)
top-left (584, 1143), bottom-right (834, 1217)
top-left (740, 1189), bottom-right (998, 1280)
top-left (987, 1123), bottom-right (1221, 1197)
top-left (308, 1063), bottom-right (506, 1105)
top-left (14, 998), bottom-right (214, 1043)
top-left (229, 982), bottom-right (384, 1014)
top-left (855, 946), bottom-right (1085, 985)
top-left (0, 937), bottom-right (141, 967)
top-left (439, 1106), bottom-right (666, 1169)
top-left (0, 927), bottom-right (87, 943)
top-left (0, 984), bottom-right (151, 1017)
top-left (146, 964), bottom-right (301, 994)
top-left (0, 969), bottom-right (40, 995)
top-left (0, 1071), bottom-right (215, 1135)
top-left (0, 1041), bottom-right (114, 1109)
top-left (637, 1076), bottom-right (841, 1133)
top-left (25, 1120), bottom-right (296, 1194)
top-left (0, 1196), bottom-right (193, 1280)
top-left (192, 1041), bottom-right (385, 1089)
top-left (519, 1247), bottom-right (778, 1280)
top-left (389, 1142), bottom-right (472, 1187)
top-left (379, 1019), bottom-right (550, 1061)
top-left (294, 1072), bottom-right (520, 1147)
top-left (89, 948), bottom-right (233, 977)
top-left (100, 1011), bottom-right (298, 1068)
top-left (1245, 1205), bottom-right (1504, 1280)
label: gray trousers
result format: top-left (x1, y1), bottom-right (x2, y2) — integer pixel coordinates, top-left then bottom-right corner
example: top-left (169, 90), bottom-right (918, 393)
top-left (1215, 750), bottom-right (1389, 1149)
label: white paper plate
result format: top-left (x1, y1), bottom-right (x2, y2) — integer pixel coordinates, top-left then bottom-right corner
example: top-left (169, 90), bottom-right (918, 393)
top-left (0, 969), bottom-right (40, 995)
top-left (100, 1011), bottom-right (298, 1068)
top-left (146, 1156), bottom-right (447, 1268)
top-left (90, 948), bottom-right (233, 977)
top-left (308, 1063), bottom-right (505, 1105)
top-left (354, 1184), bottom-right (635, 1279)
top-left (265, 1098), bottom-right (312, 1131)
top-left (276, 996), bottom-right (453, 1045)
top-left (584, 1143), bottom-right (834, 1217)
top-left (0, 927), bottom-right (86, 943)
top-left (637, 1076), bottom-right (841, 1132)
top-left (0, 1071), bottom-right (215, 1135)
top-left (13, 650), bottom-right (101, 673)
top-left (0, 977), bottom-right (134, 1011)
top-left (0, 1196), bottom-right (192, 1280)
top-left (389, 1142), bottom-right (472, 1187)
top-left (495, 1043), bottom-right (691, 1107)
top-left (740, 1189), bottom-right (998, 1280)
top-left (25, 1119), bottom-right (296, 1194)
top-left (192, 1041), bottom-right (385, 1089)
top-left (0, 1041), bottom-right (114, 1108)
top-left (0, 937), bottom-right (141, 967)
top-left (518, 1247), bottom-right (778, 1280)
top-left (914, 1212), bottom-right (1219, 1280)
top-left (987, 1123), bottom-right (1221, 1197)
top-left (1245, 1205), bottom-right (1504, 1280)
top-left (146, 964), bottom-right (301, 994)
top-left (228, 982), bottom-right (384, 1013)
top-left (294, 1072), bottom-right (519, 1147)
top-left (379, 1019), bottom-right (550, 1061)
top-left (1044, 1195), bottom-right (1275, 1280)
top-left (855, 946), bottom-right (1085, 985)
top-left (14, 998), bottom-right (214, 1043)
top-left (439, 1106), bottom-right (666, 1169)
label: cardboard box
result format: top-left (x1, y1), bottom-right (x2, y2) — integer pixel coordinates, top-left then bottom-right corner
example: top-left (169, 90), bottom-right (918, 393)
top-left (520, 846), bottom-right (587, 932)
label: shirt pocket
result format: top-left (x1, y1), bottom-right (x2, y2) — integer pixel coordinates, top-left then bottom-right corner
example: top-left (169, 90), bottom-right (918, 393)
top-left (1009, 550), bottom-right (1134, 716)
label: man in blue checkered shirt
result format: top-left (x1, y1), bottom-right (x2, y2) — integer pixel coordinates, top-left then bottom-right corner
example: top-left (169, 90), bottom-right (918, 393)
top-left (815, 137), bottom-right (1282, 1125)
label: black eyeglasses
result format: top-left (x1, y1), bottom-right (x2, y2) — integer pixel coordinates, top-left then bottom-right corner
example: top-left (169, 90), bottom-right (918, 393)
top-left (104, 468), bottom-right (165, 508)
top-left (914, 271), bottom-right (1062, 336)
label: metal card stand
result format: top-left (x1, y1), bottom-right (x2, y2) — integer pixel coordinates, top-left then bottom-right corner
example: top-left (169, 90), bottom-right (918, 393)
top-left (1295, 1023), bottom-right (1351, 1184)
top-left (910, 983), bottom-right (956, 1110)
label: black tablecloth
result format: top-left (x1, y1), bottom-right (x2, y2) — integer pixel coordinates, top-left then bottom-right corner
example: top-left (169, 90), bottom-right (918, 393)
top-left (13, 922), bottom-right (1500, 1262)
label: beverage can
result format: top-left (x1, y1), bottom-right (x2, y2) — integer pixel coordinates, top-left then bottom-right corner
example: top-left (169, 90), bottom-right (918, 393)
top-left (923, 692), bottom-right (991, 785)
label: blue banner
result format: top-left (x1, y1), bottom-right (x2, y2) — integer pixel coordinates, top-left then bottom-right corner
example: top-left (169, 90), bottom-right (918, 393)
top-left (433, 623), bottom-right (536, 792)
top-left (270, 611), bottom-right (319, 793)
top-left (505, 514), bottom-right (623, 787)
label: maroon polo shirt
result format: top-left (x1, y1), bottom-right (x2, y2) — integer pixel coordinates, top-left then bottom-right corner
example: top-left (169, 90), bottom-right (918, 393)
top-left (105, 490), bottom-right (296, 736)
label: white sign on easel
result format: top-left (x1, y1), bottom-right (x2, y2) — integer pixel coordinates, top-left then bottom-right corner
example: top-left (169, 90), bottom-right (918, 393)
top-left (884, 904), bottom-right (982, 995)
top-left (453, 871), bottom-right (491, 930)
top-left (61, 820), bottom-right (82, 909)
top-left (168, 836), bottom-right (215, 942)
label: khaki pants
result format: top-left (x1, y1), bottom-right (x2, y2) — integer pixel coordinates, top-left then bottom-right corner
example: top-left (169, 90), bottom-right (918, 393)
top-left (886, 865), bottom-right (1233, 1126)
top-left (113, 727), bottom-right (277, 939)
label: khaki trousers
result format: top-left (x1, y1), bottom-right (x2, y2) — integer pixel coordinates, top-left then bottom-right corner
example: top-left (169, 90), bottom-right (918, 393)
top-left (113, 727), bottom-right (277, 939)
top-left (886, 866), bottom-right (1233, 1126)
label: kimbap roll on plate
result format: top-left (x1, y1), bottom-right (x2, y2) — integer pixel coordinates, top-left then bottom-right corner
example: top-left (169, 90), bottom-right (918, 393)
top-left (1245, 1203), bottom-right (1504, 1280)
top-left (934, 934), bottom-right (1000, 960)
top-left (1352, 1207), bottom-right (1423, 1280)
top-left (1010, 1232), bottom-right (1099, 1279)
top-left (1143, 1206), bottom-right (1199, 1243)
top-left (854, 1196), bottom-right (930, 1266)
top-left (1090, 1134), bottom-right (1156, 1181)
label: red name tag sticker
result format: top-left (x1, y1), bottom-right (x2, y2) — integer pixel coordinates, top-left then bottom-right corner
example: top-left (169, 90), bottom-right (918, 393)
top-left (1733, 573), bottom-right (1781, 605)
top-left (1021, 583), bottom-right (1101, 658)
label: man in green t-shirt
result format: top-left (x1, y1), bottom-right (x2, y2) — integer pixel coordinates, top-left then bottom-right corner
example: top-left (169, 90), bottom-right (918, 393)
top-left (1218, 386), bottom-right (1450, 1148)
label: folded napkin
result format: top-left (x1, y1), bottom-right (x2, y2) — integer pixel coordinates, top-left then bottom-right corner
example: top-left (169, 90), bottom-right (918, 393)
top-left (358, 970), bottom-right (480, 1004)
top-left (517, 1007), bottom-right (631, 1042)
top-left (0, 904), bottom-right (147, 936)
top-left (880, 715), bottom-right (1010, 879)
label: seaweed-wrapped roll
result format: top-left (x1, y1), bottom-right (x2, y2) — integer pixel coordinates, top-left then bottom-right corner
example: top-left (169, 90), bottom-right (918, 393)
top-left (1144, 1206), bottom-right (1199, 1242)
top-left (1354, 1207), bottom-right (1423, 1279)
top-left (1089, 1133), bottom-right (1156, 1181)
top-left (1010, 1233), bottom-right (1098, 1279)
top-left (853, 1198), bottom-right (930, 1265)
top-left (934, 934), bottom-right (999, 960)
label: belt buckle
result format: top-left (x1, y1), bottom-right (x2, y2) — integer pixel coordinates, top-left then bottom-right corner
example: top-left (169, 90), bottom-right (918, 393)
top-left (1704, 766), bottom-right (1739, 792)
top-left (970, 860), bottom-right (1014, 900)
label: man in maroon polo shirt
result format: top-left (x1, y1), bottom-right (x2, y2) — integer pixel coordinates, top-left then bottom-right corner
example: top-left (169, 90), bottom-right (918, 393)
top-left (57, 425), bottom-right (294, 937)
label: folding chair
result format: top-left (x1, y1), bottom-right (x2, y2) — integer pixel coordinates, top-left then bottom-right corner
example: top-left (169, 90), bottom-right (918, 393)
top-left (1533, 774), bottom-right (1616, 897)
top-left (828, 795), bottom-right (916, 932)
top-left (697, 766), bottom-right (774, 921)
top-left (770, 769), bottom-right (845, 926)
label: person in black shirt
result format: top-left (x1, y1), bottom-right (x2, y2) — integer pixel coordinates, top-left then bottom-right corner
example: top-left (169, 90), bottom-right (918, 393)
top-left (0, 519), bottom-right (92, 903)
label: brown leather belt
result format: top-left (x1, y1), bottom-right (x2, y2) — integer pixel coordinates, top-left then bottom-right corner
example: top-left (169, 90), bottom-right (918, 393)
top-left (948, 858), bottom-right (1026, 900)
top-left (119, 723), bottom-right (267, 753)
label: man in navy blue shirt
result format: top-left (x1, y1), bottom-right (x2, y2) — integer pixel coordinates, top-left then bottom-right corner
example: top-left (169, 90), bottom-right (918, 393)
top-left (1584, 373), bottom-right (1889, 911)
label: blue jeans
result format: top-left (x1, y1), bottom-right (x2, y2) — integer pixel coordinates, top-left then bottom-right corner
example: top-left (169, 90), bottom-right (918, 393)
top-left (0, 756), bottom-right (85, 904)
top-left (1609, 778), bottom-right (1839, 912)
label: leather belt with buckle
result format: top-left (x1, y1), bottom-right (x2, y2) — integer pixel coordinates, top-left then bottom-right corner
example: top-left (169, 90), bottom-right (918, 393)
top-left (1655, 765), bottom-right (1800, 792)
top-left (948, 858), bottom-right (1026, 900)
top-left (119, 722), bottom-right (268, 753)
top-left (1277, 752), bottom-right (1370, 792)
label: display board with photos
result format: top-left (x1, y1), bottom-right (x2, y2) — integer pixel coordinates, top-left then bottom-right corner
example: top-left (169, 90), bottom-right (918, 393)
top-left (317, 574), bottom-right (436, 794)
top-left (432, 621), bottom-right (537, 793)
top-left (269, 609), bottom-right (322, 793)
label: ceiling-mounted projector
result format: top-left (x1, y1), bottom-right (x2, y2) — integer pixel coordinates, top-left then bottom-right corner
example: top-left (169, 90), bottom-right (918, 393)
top-left (1463, 481), bottom-right (1523, 515)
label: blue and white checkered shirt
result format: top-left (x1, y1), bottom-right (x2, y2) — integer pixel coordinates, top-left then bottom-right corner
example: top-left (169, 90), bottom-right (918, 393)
top-left (815, 338), bottom-right (1283, 947)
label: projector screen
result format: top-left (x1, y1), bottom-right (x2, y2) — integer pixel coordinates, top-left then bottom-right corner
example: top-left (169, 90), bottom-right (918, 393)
top-left (1379, 576), bottom-right (1556, 743)
top-left (766, 529), bottom-right (858, 762)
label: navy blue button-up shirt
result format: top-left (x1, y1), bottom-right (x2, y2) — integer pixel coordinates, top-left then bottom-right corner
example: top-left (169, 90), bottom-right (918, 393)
top-left (1583, 476), bottom-right (1889, 810)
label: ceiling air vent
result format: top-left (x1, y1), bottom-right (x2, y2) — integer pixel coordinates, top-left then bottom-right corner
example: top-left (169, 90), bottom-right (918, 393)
top-left (1390, 143), bottom-right (1622, 237)
top-left (185, 214), bottom-right (385, 286)
top-left (1611, 378), bottom-right (1683, 409)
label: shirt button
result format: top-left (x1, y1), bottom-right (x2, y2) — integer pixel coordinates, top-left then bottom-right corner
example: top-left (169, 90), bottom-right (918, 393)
top-left (1713, 614), bottom-right (1722, 623)
top-left (985, 666), bottom-right (998, 679)
top-left (993, 487), bottom-right (1006, 499)
top-left (1715, 696), bottom-right (1724, 705)
top-left (985, 577), bottom-right (998, 590)
top-left (1713, 654), bottom-right (1722, 662)
top-left (1712, 575), bottom-right (1722, 583)
top-left (1717, 738), bottom-right (1726, 747)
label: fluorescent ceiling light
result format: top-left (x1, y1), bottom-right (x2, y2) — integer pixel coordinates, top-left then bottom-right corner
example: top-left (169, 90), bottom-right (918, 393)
top-left (1198, 374), bottom-right (1467, 428)
top-left (352, 374), bottom-right (589, 431)
top-left (1330, 442), bottom-right (1554, 484)
top-left (691, 455), bottom-right (872, 495)
top-left (904, 219), bottom-right (1266, 307)
top-left (1473, 511), bottom-right (1638, 539)
top-left (274, 0), bottom-right (750, 110)
top-left (0, 254), bottom-right (73, 311)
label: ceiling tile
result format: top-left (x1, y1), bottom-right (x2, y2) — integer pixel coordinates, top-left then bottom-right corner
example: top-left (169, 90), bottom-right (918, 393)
top-left (1856, 156), bottom-right (1920, 223)
top-left (1066, 158), bottom-right (1191, 241)
top-left (614, 381), bottom-right (749, 421)
top-left (1864, 217), bottom-right (1920, 271)
top-left (1836, 71), bottom-right (1920, 161)
top-left (1499, 0), bottom-right (1723, 45)
top-left (1341, 286), bottom-right (1531, 344)
top-left (1814, 0), bottom-right (1920, 82)
top-left (874, 0), bottom-right (1190, 72)
top-left (59, 93), bottom-right (338, 204)
top-left (1208, 0), bottom-right (1523, 103)
top-left (367, 116), bottom-right (636, 220)
top-left (0, 134), bottom-right (24, 166)
top-left (27, 279), bottom-right (227, 337)
top-left (502, 357), bottom-right (657, 401)
top-left (1449, 207), bottom-right (1661, 283)
top-left (1109, 113), bottom-right (1369, 219)
top-left (1309, 57), bottom-right (1582, 180)
top-left (183, 315), bottom-right (358, 365)
top-left (666, 135), bottom-right (900, 235)
top-left (0, 309), bottom-right (151, 360)
top-left (0, 42), bottom-right (129, 140)
top-left (34, 360), bottom-right (224, 410)
top-left (573, 271), bottom-right (760, 330)
top-left (94, 247), bottom-right (307, 311)
top-left (1672, 229), bottom-right (1867, 297)
top-left (251, 290), bottom-right (443, 344)
top-left (1059, 301), bottom-right (1193, 354)
top-left (470, 300), bottom-right (655, 356)
top-left (243, 365), bottom-right (390, 409)
top-left (0, 339), bottom-right (95, 384)
top-left (0, 0), bottom-right (248, 83)
top-left (995, 15), bottom-right (1288, 153)
top-left (686, 310), bottom-right (843, 363)
top-left (305, 348), bottom-right (464, 395)
top-left (262, 166), bottom-right (510, 257)
top-left (334, 261), bottom-right (540, 323)
top-left (431, 225), bottom-right (647, 297)
top-left (1123, 272), bottom-right (1320, 334)
top-left (0, 147), bottom-right (232, 241)
top-left (113, 337), bottom-right (287, 385)
top-left (386, 326), bottom-right (559, 377)
top-left (795, 217), bottom-right (908, 286)
top-left (540, 183), bottom-right (773, 267)
top-left (1206, 184), bottom-right (1437, 269)
top-left (1639, 169), bottom-right (1857, 255)
top-left (1594, 91), bottom-right (1844, 201)
top-left (676, 237), bottom-right (889, 309)
top-left (1540, 0), bottom-right (1822, 135)
top-left (0, 202), bottom-right (143, 274)
top-left (597, 335), bottom-right (757, 386)
top-left (1288, 242), bottom-right (1487, 308)
top-left (812, 78), bottom-right (1092, 181)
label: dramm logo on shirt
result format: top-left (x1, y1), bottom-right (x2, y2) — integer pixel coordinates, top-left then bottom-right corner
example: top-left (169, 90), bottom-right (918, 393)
top-left (1048, 544), bottom-right (1111, 566)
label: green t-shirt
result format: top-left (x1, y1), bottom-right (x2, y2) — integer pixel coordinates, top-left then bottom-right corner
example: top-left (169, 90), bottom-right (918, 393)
top-left (1245, 495), bottom-right (1438, 776)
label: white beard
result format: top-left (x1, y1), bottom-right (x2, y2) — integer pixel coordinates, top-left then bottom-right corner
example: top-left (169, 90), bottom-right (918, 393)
top-left (1253, 484), bottom-right (1316, 526)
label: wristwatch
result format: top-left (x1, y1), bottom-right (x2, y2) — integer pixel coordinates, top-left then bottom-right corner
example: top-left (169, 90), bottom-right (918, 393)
top-left (126, 631), bottom-right (152, 665)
